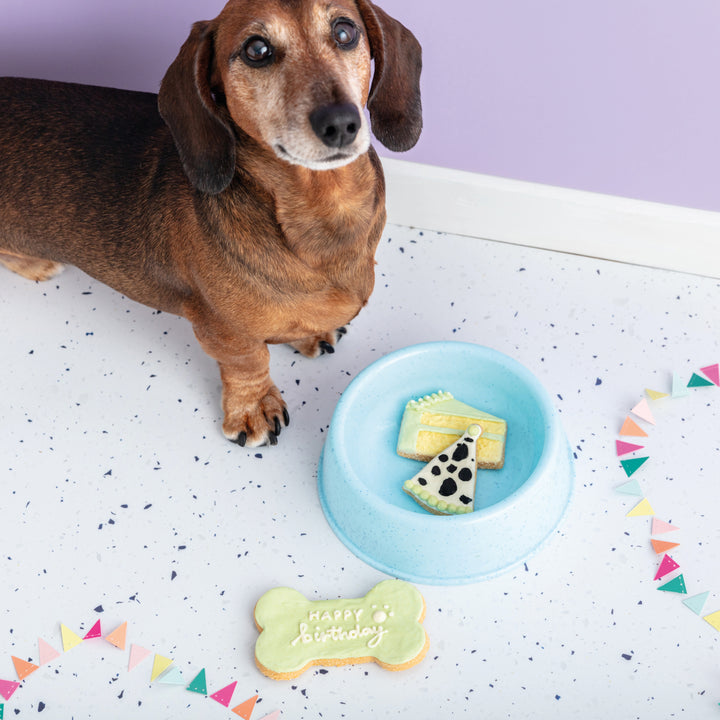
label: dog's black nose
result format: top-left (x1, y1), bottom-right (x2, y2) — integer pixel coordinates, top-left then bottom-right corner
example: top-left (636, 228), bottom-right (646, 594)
top-left (309, 103), bottom-right (361, 148)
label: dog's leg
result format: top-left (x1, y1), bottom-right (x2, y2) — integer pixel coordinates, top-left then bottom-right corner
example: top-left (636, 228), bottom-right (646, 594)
top-left (191, 317), bottom-right (289, 446)
top-left (0, 249), bottom-right (65, 282)
top-left (289, 327), bottom-right (347, 358)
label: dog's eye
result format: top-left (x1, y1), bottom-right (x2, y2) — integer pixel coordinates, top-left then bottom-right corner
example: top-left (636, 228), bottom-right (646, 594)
top-left (332, 19), bottom-right (360, 49)
top-left (241, 36), bottom-right (274, 67)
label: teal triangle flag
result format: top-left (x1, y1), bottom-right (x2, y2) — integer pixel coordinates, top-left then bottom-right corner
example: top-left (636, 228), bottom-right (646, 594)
top-left (683, 591), bottom-right (710, 615)
top-left (688, 373), bottom-right (714, 388)
top-left (621, 457), bottom-right (649, 477)
top-left (658, 574), bottom-right (687, 594)
top-left (157, 666), bottom-right (184, 685)
top-left (187, 668), bottom-right (208, 695)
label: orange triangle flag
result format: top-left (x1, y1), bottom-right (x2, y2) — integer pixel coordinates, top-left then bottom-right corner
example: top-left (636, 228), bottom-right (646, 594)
top-left (619, 416), bottom-right (648, 437)
top-left (233, 694), bottom-right (259, 719)
top-left (12, 656), bottom-right (39, 681)
top-left (105, 622), bottom-right (128, 650)
top-left (651, 538), bottom-right (680, 554)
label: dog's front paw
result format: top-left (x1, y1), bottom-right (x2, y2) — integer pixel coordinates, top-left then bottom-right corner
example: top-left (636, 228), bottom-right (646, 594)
top-left (289, 327), bottom-right (347, 358)
top-left (222, 385), bottom-right (289, 447)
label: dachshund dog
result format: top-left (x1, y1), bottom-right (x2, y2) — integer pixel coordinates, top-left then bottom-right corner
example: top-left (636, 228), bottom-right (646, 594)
top-left (0, 0), bottom-right (422, 447)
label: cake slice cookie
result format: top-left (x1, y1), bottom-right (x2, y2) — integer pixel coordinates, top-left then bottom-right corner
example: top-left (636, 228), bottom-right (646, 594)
top-left (403, 424), bottom-right (481, 515)
top-left (397, 391), bottom-right (507, 469)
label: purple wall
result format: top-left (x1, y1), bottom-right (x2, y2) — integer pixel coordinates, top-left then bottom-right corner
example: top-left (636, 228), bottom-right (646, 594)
top-left (3, 0), bottom-right (720, 211)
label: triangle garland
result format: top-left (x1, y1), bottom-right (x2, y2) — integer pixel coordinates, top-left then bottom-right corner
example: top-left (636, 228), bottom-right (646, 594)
top-left (671, 372), bottom-right (690, 398)
top-left (654, 554), bottom-right (680, 580)
top-left (11, 657), bottom-right (38, 681)
top-left (60, 624), bottom-right (84, 652)
top-left (105, 622), bottom-right (127, 650)
top-left (683, 592), bottom-right (710, 616)
top-left (621, 456), bottom-right (649, 477)
top-left (700, 363), bottom-right (719, 386)
top-left (616, 440), bottom-right (644, 457)
top-left (257, 712), bottom-right (281, 720)
top-left (187, 669), bottom-right (208, 695)
top-left (128, 644), bottom-right (151, 672)
top-left (626, 498), bottom-right (654, 517)
top-left (150, 654), bottom-right (174, 682)
top-left (658, 574), bottom-right (687, 594)
top-left (0, 680), bottom-right (20, 701)
top-left (645, 388), bottom-right (669, 400)
top-left (211, 680), bottom-right (238, 707)
top-left (651, 518), bottom-right (679, 534)
top-left (650, 538), bottom-right (679, 554)
top-left (619, 416), bottom-right (648, 437)
top-left (232, 693), bottom-right (259, 719)
top-left (83, 620), bottom-right (102, 640)
top-left (688, 373), bottom-right (714, 388)
top-left (631, 398), bottom-right (656, 425)
top-left (38, 638), bottom-right (61, 666)
top-left (615, 479), bottom-right (643, 496)
top-left (0, 701), bottom-right (3, 719)
top-left (703, 610), bottom-right (720, 631)
top-left (157, 666), bottom-right (184, 685)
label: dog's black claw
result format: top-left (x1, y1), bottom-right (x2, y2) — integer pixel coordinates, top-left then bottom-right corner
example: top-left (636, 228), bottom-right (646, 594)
top-left (319, 340), bottom-right (335, 354)
top-left (337, 326), bottom-right (347, 336)
top-left (267, 431), bottom-right (278, 446)
top-left (283, 407), bottom-right (290, 427)
top-left (235, 431), bottom-right (247, 447)
top-left (274, 417), bottom-right (282, 436)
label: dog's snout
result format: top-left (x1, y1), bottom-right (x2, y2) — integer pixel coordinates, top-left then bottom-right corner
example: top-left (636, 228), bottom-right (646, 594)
top-left (309, 103), bottom-right (361, 148)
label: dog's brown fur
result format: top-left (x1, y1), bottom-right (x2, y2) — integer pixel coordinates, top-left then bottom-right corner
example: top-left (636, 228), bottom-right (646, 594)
top-left (0, 0), bottom-right (421, 447)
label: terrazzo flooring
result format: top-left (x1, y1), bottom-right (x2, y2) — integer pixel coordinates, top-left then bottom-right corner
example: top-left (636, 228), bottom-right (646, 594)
top-left (1, 222), bottom-right (719, 719)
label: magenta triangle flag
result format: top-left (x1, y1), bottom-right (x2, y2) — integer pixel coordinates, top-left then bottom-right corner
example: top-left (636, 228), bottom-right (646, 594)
top-left (654, 554), bottom-right (680, 580)
top-left (616, 440), bottom-right (644, 457)
top-left (0, 680), bottom-right (20, 701)
top-left (210, 681), bottom-right (238, 707)
top-left (83, 620), bottom-right (102, 640)
top-left (700, 363), bottom-right (719, 386)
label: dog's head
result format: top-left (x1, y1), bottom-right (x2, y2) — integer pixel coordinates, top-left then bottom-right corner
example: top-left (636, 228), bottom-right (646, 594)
top-left (158, 0), bottom-right (422, 194)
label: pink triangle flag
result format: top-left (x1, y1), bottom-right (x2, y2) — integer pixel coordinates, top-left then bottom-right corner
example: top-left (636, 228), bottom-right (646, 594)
top-left (616, 440), bottom-right (644, 456)
top-left (652, 518), bottom-right (679, 534)
top-left (258, 712), bottom-right (281, 720)
top-left (210, 681), bottom-right (238, 707)
top-left (38, 638), bottom-right (61, 665)
top-left (654, 554), bottom-right (680, 580)
top-left (631, 399), bottom-right (656, 425)
top-left (700, 363), bottom-right (720, 386)
top-left (83, 620), bottom-right (102, 640)
top-left (128, 644), bottom-right (152, 672)
top-left (0, 680), bottom-right (20, 701)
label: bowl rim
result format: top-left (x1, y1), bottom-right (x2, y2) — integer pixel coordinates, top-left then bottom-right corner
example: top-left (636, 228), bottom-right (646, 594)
top-left (328, 341), bottom-right (561, 525)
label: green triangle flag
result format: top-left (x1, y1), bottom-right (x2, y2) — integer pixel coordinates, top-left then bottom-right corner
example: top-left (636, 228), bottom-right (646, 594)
top-left (688, 373), bottom-right (714, 388)
top-left (621, 457), bottom-right (649, 477)
top-left (187, 668), bottom-right (208, 695)
top-left (683, 591), bottom-right (710, 616)
top-left (0, 701), bottom-right (4, 719)
top-left (658, 574), bottom-right (687, 594)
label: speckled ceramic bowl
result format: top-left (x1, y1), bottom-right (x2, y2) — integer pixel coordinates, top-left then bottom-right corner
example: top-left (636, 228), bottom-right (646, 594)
top-left (318, 342), bottom-right (574, 584)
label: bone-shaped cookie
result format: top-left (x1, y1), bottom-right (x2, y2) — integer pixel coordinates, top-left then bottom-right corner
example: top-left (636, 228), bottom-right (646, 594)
top-left (253, 579), bottom-right (429, 679)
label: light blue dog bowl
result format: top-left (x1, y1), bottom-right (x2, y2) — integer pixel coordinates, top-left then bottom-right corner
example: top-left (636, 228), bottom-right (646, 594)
top-left (318, 342), bottom-right (574, 585)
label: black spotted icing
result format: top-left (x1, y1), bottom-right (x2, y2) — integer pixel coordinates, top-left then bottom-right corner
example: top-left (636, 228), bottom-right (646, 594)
top-left (403, 425), bottom-right (481, 515)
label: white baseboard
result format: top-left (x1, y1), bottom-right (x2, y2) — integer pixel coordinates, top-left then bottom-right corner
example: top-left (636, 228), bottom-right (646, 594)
top-left (382, 157), bottom-right (720, 279)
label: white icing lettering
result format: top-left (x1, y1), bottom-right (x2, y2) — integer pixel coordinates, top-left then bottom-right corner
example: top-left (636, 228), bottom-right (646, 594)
top-left (309, 610), bottom-right (320, 621)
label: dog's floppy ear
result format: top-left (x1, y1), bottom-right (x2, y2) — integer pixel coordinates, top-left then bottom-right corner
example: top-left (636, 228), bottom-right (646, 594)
top-left (158, 21), bottom-right (236, 195)
top-left (355, 0), bottom-right (422, 152)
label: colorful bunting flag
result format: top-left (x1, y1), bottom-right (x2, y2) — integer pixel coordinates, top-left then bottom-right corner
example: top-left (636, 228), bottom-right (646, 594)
top-left (187, 669), bottom-right (208, 695)
top-left (631, 399), bottom-right (656, 424)
top-left (671, 372), bottom-right (690, 398)
top-left (38, 638), bottom-right (61, 666)
top-left (83, 620), bottom-right (102, 640)
top-left (233, 693), bottom-right (259, 719)
top-left (703, 610), bottom-right (720, 631)
top-left (621, 457), bottom-right (649, 477)
top-left (11, 657), bottom-right (39, 681)
top-left (688, 373), bottom-right (714, 388)
top-left (626, 498), bottom-right (654, 517)
top-left (700, 363), bottom-right (719, 386)
top-left (157, 666), bottom-right (184, 685)
top-left (616, 479), bottom-right (643, 496)
top-left (150, 654), bottom-right (173, 682)
top-left (105, 622), bottom-right (127, 650)
top-left (683, 592), bottom-right (710, 616)
top-left (60, 624), bottom-right (84, 652)
top-left (211, 681), bottom-right (238, 707)
top-left (651, 518), bottom-right (679, 534)
top-left (654, 554), bottom-right (680, 580)
top-left (0, 680), bottom-right (20, 701)
top-left (645, 388), bottom-right (669, 400)
top-left (616, 440), bottom-right (644, 456)
top-left (658, 574), bottom-right (687, 594)
top-left (650, 539), bottom-right (679, 554)
top-left (128, 644), bottom-right (151, 672)
top-left (257, 711), bottom-right (281, 720)
top-left (619, 416), bottom-right (648, 437)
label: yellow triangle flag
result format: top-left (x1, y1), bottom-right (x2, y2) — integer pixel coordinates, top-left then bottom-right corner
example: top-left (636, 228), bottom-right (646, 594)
top-left (703, 610), bottom-right (720, 631)
top-left (61, 624), bottom-right (84, 652)
top-left (105, 622), bottom-right (128, 650)
top-left (626, 498), bottom-right (655, 517)
top-left (645, 388), bottom-right (669, 400)
top-left (150, 654), bottom-right (173, 681)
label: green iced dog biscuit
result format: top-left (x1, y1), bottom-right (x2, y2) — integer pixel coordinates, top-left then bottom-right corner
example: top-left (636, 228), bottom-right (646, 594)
top-left (254, 579), bottom-right (429, 679)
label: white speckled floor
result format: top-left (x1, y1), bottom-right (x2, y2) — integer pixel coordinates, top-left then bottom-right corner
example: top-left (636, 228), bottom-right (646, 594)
top-left (1, 223), bottom-right (719, 719)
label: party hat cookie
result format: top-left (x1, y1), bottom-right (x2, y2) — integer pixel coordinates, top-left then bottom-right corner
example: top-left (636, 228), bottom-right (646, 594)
top-left (403, 424), bottom-right (481, 515)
